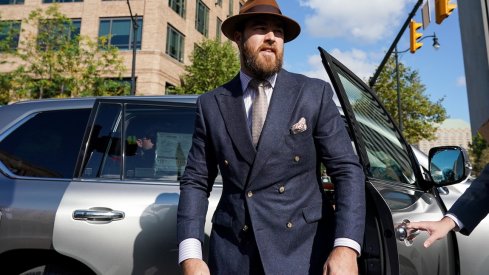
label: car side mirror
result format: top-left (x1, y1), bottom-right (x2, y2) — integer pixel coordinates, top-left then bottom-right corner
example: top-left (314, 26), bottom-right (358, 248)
top-left (428, 146), bottom-right (472, 186)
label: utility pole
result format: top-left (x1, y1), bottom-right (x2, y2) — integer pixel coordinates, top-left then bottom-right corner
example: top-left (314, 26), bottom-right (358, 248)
top-left (127, 0), bottom-right (139, 96)
top-left (369, 0), bottom-right (423, 88)
top-left (394, 47), bottom-right (403, 131)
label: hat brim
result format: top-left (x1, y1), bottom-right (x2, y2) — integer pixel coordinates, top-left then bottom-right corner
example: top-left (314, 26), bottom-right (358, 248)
top-left (221, 13), bottom-right (301, 43)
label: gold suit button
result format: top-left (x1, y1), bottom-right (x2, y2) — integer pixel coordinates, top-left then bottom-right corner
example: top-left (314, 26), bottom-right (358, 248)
top-left (224, 160), bottom-right (229, 165)
top-left (247, 191), bottom-right (253, 198)
top-left (242, 224), bottom-right (249, 232)
top-left (279, 186), bottom-right (285, 193)
top-left (294, 156), bottom-right (300, 162)
top-left (286, 222), bottom-right (293, 228)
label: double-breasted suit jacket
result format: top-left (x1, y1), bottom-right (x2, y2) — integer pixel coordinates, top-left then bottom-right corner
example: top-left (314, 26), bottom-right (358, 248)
top-left (177, 69), bottom-right (366, 274)
top-left (449, 163), bottom-right (489, 235)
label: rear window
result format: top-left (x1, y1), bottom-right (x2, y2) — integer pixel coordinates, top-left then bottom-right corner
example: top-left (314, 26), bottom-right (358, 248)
top-left (81, 102), bottom-right (196, 181)
top-left (0, 109), bottom-right (90, 178)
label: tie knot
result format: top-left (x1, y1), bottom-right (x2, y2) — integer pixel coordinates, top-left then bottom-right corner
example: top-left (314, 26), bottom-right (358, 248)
top-left (249, 79), bottom-right (266, 91)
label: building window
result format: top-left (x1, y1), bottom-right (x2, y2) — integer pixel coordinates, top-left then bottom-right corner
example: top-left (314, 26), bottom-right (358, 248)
top-left (169, 0), bottom-right (186, 18)
top-left (0, 0), bottom-right (24, 4)
top-left (195, 0), bottom-right (209, 37)
top-left (99, 17), bottom-right (143, 50)
top-left (38, 19), bottom-right (81, 51)
top-left (165, 82), bottom-right (176, 94)
top-left (228, 0), bottom-right (234, 16)
top-left (216, 17), bottom-right (222, 41)
top-left (215, 0), bottom-right (222, 7)
top-left (166, 24), bottom-right (184, 62)
top-left (0, 21), bottom-right (21, 51)
top-left (102, 77), bottom-right (132, 95)
top-left (43, 0), bottom-right (82, 3)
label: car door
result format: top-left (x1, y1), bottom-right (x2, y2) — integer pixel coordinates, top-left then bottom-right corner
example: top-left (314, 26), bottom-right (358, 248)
top-left (320, 48), bottom-right (458, 275)
top-left (52, 99), bottom-right (221, 275)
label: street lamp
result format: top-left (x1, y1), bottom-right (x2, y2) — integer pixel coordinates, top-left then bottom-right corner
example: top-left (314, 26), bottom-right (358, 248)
top-left (395, 33), bottom-right (439, 132)
top-left (127, 0), bottom-right (139, 96)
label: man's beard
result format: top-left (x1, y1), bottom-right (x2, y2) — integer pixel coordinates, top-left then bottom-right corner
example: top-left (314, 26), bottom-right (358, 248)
top-left (241, 41), bottom-right (283, 80)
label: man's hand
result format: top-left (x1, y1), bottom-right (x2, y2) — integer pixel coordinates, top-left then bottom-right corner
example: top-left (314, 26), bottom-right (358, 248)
top-left (323, 246), bottom-right (358, 275)
top-left (181, 258), bottom-right (210, 275)
top-left (407, 217), bottom-right (456, 248)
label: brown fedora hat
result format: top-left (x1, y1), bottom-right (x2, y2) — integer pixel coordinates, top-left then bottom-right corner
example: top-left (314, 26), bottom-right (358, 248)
top-left (221, 0), bottom-right (301, 43)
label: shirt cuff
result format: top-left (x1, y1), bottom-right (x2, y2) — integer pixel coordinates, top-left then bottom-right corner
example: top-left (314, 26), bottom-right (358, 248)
top-left (334, 238), bottom-right (361, 256)
top-left (178, 238), bottom-right (202, 264)
top-left (445, 213), bottom-right (463, 231)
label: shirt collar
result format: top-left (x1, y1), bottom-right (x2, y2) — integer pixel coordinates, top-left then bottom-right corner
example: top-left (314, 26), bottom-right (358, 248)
top-left (239, 70), bottom-right (277, 92)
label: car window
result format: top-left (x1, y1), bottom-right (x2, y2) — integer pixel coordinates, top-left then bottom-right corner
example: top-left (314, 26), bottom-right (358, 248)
top-left (336, 70), bottom-right (416, 185)
top-left (81, 102), bottom-right (123, 179)
top-left (124, 103), bottom-right (195, 180)
top-left (81, 102), bottom-right (204, 182)
top-left (0, 108), bottom-right (90, 178)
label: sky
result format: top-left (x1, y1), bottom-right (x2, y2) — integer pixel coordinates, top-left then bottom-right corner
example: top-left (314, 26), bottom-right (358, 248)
top-left (277, 0), bottom-right (470, 125)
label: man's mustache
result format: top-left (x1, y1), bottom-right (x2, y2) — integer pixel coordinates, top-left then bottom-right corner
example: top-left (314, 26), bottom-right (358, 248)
top-left (258, 45), bottom-right (277, 53)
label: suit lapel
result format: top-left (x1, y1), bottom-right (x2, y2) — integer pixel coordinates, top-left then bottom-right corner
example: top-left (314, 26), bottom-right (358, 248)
top-left (248, 70), bottom-right (301, 184)
top-left (215, 75), bottom-right (256, 166)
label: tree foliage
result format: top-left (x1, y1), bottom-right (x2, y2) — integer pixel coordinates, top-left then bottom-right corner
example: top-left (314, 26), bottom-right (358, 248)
top-left (1, 5), bottom-right (128, 102)
top-left (372, 57), bottom-right (447, 144)
top-left (0, 17), bottom-right (21, 104)
top-left (468, 133), bottom-right (489, 176)
top-left (172, 39), bottom-right (240, 94)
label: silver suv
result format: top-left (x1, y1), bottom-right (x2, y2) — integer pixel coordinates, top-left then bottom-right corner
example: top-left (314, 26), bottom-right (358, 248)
top-left (0, 49), bottom-right (479, 274)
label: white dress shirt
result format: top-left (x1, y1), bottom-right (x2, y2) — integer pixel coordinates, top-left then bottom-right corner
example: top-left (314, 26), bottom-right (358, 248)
top-left (445, 213), bottom-right (463, 231)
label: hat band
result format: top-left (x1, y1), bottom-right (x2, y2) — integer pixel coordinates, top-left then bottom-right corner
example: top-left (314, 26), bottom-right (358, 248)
top-left (243, 5), bottom-right (282, 15)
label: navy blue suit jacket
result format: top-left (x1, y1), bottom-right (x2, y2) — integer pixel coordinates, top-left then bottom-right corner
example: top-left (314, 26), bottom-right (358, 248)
top-left (177, 69), bottom-right (366, 274)
top-left (449, 163), bottom-right (489, 235)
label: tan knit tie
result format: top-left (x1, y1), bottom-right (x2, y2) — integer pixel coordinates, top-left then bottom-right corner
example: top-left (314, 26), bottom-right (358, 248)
top-left (251, 80), bottom-right (268, 147)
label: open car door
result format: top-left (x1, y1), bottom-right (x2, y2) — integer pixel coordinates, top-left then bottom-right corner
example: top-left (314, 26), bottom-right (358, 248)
top-left (319, 47), bottom-right (459, 275)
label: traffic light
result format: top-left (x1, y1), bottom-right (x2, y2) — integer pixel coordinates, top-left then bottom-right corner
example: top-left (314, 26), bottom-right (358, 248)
top-left (435, 0), bottom-right (456, 24)
top-left (409, 19), bottom-right (423, 53)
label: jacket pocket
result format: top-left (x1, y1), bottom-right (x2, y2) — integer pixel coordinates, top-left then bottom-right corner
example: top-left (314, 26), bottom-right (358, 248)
top-left (211, 210), bottom-right (233, 228)
top-left (302, 204), bottom-right (323, 224)
top-left (286, 128), bottom-right (312, 144)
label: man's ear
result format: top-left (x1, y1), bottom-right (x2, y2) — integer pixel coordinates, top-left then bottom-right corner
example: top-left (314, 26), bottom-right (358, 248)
top-left (234, 31), bottom-right (242, 44)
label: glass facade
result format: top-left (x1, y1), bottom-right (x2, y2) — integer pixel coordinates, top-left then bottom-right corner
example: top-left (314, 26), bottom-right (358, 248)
top-left (168, 0), bottom-right (186, 18)
top-left (99, 17), bottom-right (143, 50)
top-left (0, 0), bottom-right (24, 4)
top-left (195, 0), bottom-right (209, 37)
top-left (42, 0), bottom-right (82, 3)
top-left (166, 24), bottom-right (184, 62)
top-left (37, 19), bottom-right (81, 51)
top-left (0, 21), bottom-right (21, 51)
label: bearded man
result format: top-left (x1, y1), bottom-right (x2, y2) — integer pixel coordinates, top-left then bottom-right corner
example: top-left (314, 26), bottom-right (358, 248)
top-left (176, 0), bottom-right (366, 274)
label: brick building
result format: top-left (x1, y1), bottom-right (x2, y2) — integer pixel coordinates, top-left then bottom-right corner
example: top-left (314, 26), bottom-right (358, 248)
top-left (417, 119), bottom-right (472, 155)
top-left (0, 0), bottom-right (244, 95)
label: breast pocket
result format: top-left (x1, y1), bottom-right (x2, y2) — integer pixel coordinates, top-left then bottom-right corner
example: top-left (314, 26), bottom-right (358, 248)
top-left (285, 128), bottom-right (313, 151)
top-left (211, 209), bottom-right (233, 228)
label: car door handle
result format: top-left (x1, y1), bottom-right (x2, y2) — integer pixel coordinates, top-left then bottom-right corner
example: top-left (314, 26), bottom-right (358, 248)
top-left (395, 219), bottom-right (419, 246)
top-left (73, 208), bottom-right (125, 222)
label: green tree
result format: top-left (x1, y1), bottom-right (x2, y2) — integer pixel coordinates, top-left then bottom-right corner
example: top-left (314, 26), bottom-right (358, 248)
top-left (468, 133), bottom-right (489, 176)
top-left (0, 17), bottom-right (21, 104)
top-left (0, 72), bottom-right (14, 105)
top-left (6, 5), bottom-right (128, 101)
top-left (172, 39), bottom-right (240, 94)
top-left (372, 57), bottom-right (447, 144)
